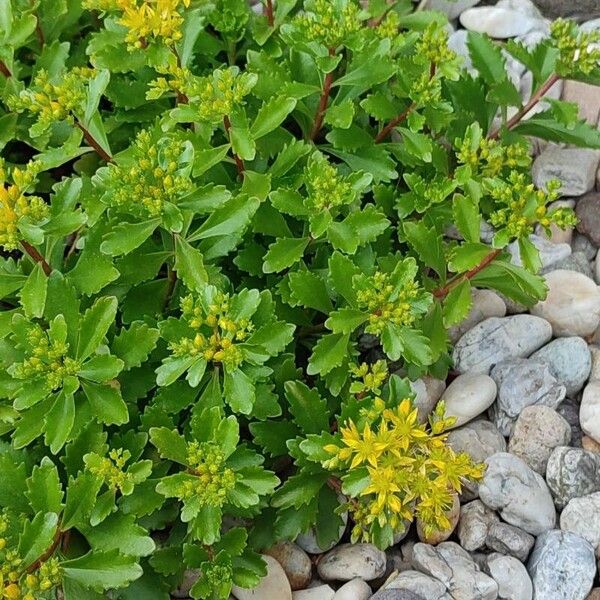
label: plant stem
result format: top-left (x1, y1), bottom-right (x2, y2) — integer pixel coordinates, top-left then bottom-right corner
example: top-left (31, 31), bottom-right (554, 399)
top-left (375, 102), bottom-right (416, 144)
top-left (20, 240), bottom-right (52, 276)
top-left (265, 0), bottom-right (274, 27)
top-left (310, 48), bottom-right (336, 141)
top-left (75, 121), bottom-right (113, 162)
top-left (223, 115), bottom-right (245, 179)
top-left (163, 263), bottom-right (178, 310)
top-left (488, 73), bottom-right (561, 140)
top-left (433, 248), bottom-right (502, 299)
top-left (416, 0), bottom-right (429, 10)
top-left (0, 60), bottom-right (11, 78)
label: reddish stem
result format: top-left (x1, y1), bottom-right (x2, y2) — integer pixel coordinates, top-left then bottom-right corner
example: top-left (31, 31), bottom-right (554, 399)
top-left (0, 60), bottom-right (11, 78)
top-left (20, 240), bottom-right (52, 276)
top-left (223, 115), bottom-right (245, 179)
top-left (309, 48), bottom-right (336, 141)
top-left (26, 527), bottom-right (63, 573)
top-left (375, 102), bottom-right (416, 144)
top-left (488, 73), bottom-right (560, 140)
top-left (265, 0), bottom-right (274, 27)
top-left (433, 249), bottom-right (502, 299)
top-left (75, 121), bottom-right (113, 163)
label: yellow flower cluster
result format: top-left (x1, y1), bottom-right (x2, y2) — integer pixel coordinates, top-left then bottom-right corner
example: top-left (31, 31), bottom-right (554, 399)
top-left (350, 361), bottom-right (388, 396)
top-left (488, 172), bottom-right (575, 239)
top-left (0, 512), bottom-right (61, 600)
top-left (409, 71), bottom-right (442, 105)
top-left (84, 0), bottom-right (191, 49)
top-left (170, 293), bottom-right (254, 369)
top-left (0, 163), bottom-right (48, 251)
top-left (324, 400), bottom-right (484, 541)
top-left (375, 11), bottom-right (400, 40)
top-left (415, 22), bottom-right (457, 67)
top-left (305, 152), bottom-right (356, 212)
top-left (104, 130), bottom-right (193, 217)
top-left (87, 448), bottom-right (134, 492)
top-left (356, 272), bottom-right (422, 335)
top-left (8, 68), bottom-right (93, 133)
top-left (457, 132), bottom-right (530, 178)
top-left (11, 325), bottom-right (79, 392)
top-left (293, 0), bottom-right (362, 49)
top-left (551, 18), bottom-right (600, 77)
top-left (179, 442), bottom-right (236, 507)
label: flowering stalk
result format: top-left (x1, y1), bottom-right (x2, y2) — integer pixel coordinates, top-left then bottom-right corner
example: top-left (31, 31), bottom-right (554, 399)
top-left (375, 102), bottom-right (416, 143)
top-left (265, 0), bottom-right (274, 27)
top-left (75, 122), bottom-right (113, 162)
top-left (309, 48), bottom-right (336, 141)
top-left (223, 115), bottom-right (245, 178)
top-left (0, 60), bottom-right (11, 78)
top-left (20, 240), bottom-right (52, 275)
top-left (488, 73), bottom-right (561, 140)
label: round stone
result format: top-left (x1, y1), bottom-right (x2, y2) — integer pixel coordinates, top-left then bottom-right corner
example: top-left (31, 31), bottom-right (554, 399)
top-left (580, 380), bottom-right (600, 444)
top-left (452, 315), bottom-right (552, 374)
top-left (459, 6), bottom-right (539, 38)
top-left (576, 192), bottom-right (600, 247)
top-left (448, 289), bottom-right (507, 344)
top-left (560, 492), bottom-right (600, 549)
top-left (265, 542), bottom-right (312, 591)
top-left (332, 578), bottom-right (372, 600)
top-left (439, 373), bottom-right (497, 429)
top-left (486, 522), bottom-right (535, 562)
top-left (508, 406), bottom-right (571, 474)
top-left (528, 530), bottom-right (596, 600)
top-left (317, 544), bottom-right (386, 582)
top-left (457, 500), bottom-right (499, 552)
top-left (232, 555), bottom-right (292, 600)
top-left (531, 270), bottom-right (600, 337)
top-left (530, 337), bottom-right (591, 396)
top-left (380, 570), bottom-right (446, 599)
top-left (486, 553), bottom-right (533, 600)
top-left (292, 585), bottom-right (335, 600)
top-left (479, 453), bottom-right (556, 535)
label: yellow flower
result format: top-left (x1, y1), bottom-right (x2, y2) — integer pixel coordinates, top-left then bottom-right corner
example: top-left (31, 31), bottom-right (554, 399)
top-left (339, 421), bottom-right (387, 469)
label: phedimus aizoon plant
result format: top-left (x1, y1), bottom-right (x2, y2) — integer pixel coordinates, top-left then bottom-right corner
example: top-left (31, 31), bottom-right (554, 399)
top-left (0, 0), bottom-right (598, 597)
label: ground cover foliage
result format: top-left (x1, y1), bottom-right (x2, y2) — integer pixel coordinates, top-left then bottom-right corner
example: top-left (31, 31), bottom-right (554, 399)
top-left (0, 0), bottom-right (600, 598)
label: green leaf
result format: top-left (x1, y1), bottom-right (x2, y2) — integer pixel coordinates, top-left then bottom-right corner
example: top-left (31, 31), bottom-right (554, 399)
top-left (100, 219), bottom-right (160, 257)
top-left (307, 333), bottom-right (350, 376)
top-left (512, 113), bottom-right (600, 148)
top-left (328, 251), bottom-right (360, 305)
top-left (467, 32), bottom-right (507, 84)
top-left (18, 512), bottom-right (59, 569)
top-left (443, 280), bottom-right (473, 327)
top-left (249, 420), bottom-right (300, 457)
top-left (149, 427), bottom-right (188, 465)
top-left (284, 381), bottom-right (329, 435)
top-left (230, 121), bottom-right (256, 161)
top-left (77, 296), bottom-right (118, 361)
top-left (26, 458), bottom-right (64, 514)
top-left (518, 236), bottom-right (542, 273)
top-left (19, 263), bottom-right (48, 318)
top-left (251, 96), bottom-right (297, 139)
top-left (62, 472), bottom-right (103, 530)
top-left (82, 381), bottom-right (129, 425)
top-left (83, 513), bottom-right (155, 557)
top-left (44, 391), bottom-right (75, 454)
top-left (271, 471), bottom-right (329, 509)
top-left (224, 369), bottom-right (255, 415)
top-left (113, 322), bottom-right (160, 371)
top-left (62, 551), bottom-right (143, 592)
top-left (404, 221), bottom-right (446, 278)
top-left (189, 195), bottom-right (260, 241)
top-left (84, 70), bottom-right (110, 125)
top-left (325, 308), bottom-right (368, 334)
top-left (288, 271), bottom-right (333, 314)
top-left (68, 249), bottom-right (120, 296)
top-left (452, 194), bottom-right (481, 244)
top-left (78, 354), bottom-right (124, 382)
top-left (155, 356), bottom-right (197, 387)
top-left (262, 237), bottom-right (309, 273)
top-left (174, 236), bottom-right (208, 291)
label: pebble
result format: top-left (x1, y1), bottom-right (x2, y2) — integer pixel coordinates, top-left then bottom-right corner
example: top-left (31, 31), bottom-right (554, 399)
top-left (382, 570), bottom-right (448, 600)
top-left (583, 435), bottom-right (600, 454)
top-left (530, 336), bottom-right (592, 396)
top-left (528, 530), bottom-right (596, 600)
top-left (410, 377), bottom-right (445, 424)
top-left (439, 373), bottom-right (497, 429)
top-left (560, 492), bottom-right (600, 549)
top-left (452, 315), bottom-right (552, 375)
top-left (489, 359), bottom-right (566, 436)
top-left (411, 542), bottom-right (498, 600)
top-left (596, 254), bottom-right (600, 284)
top-left (562, 80), bottom-right (600, 124)
top-left (590, 346), bottom-right (600, 380)
top-left (417, 493), bottom-right (460, 545)
top-left (459, 6), bottom-right (539, 38)
top-left (545, 251), bottom-right (595, 279)
top-left (296, 512), bottom-right (347, 554)
top-left (572, 232), bottom-right (598, 260)
top-left (588, 590), bottom-right (600, 600)
top-left (292, 585), bottom-right (335, 600)
top-left (536, 200), bottom-right (575, 245)
top-left (232, 555), bottom-right (292, 600)
top-left (496, 0), bottom-right (542, 18)
top-left (457, 500), bottom-right (499, 551)
top-left (545, 446), bottom-right (600, 509)
top-left (508, 406), bottom-right (572, 474)
top-left (486, 522), bottom-right (535, 562)
top-left (581, 380), bottom-right (600, 444)
top-left (532, 148), bottom-right (600, 197)
top-left (479, 452), bottom-right (556, 535)
top-left (447, 420), bottom-right (507, 499)
top-left (486, 553), bottom-right (533, 600)
top-left (317, 544), bottom-right (386, 582)
top-left (371, 590), bottom-right (426, 600)
top-left (508, 234), bottom-right (571, 270)
top-left (426, 0), bottom-right (481, 19)
top-left (332, 578), bottom-right (371, 600)
top-left (448, 289), bottom-right (507, 344)
top-left (576, 193), bottom-right (600, 247)
top-left (265, 542), bottom-right (312, 591)
top-left (531, 270), bottom-right (600, 337)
